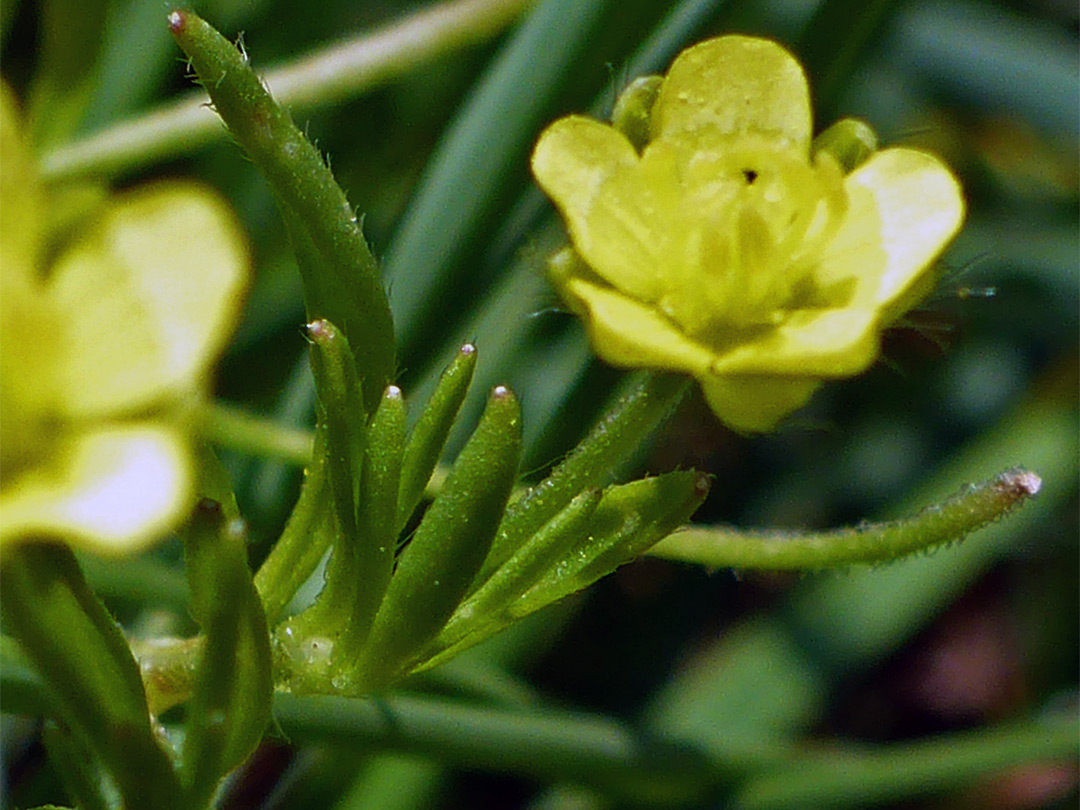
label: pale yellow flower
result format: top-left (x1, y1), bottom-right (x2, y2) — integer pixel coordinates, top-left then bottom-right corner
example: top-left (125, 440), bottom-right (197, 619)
top-left (533, 36), bottom-right (965, 431)
top-left (0, 84), bottom-right (248, 554)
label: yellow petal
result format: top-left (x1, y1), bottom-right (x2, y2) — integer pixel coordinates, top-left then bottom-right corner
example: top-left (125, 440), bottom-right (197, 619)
top-left (1, 261), bottom-right (60, 473)
top-left (48, 182), bottom-right (249, 418)
top-left (652, 36), bottom-right (812, 149)
top-left (815, 148), bottom-right (965, 312)
top-left (711, 308), bottom-right (880, 377)
top-left (697, 374), bottom-right (821, 433)
top-left (0, 425), bottom-right (191, 554)
top-left (557, 273), bottom-right (715, 375)
top-left (533, 116), bottom-right (671, 301)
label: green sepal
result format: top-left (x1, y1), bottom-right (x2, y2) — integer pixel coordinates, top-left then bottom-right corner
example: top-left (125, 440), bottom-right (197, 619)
top-left (421, 471), bottom-right (709, 670)
top-left (811, 117), bottom-right (877, 173)
top-left (357, 386), bottom-right (522, 690)
top-left (0, 544), bottom-right (182, 808)
top-left (181, 500), bottom-right (272, 806)
top-left (612, 74), bottom-right (663, 153)
top-left (168, 10), bottom-right (395, 413)
top-left (306, 319), bottom-right (366, 550)
top-left (476, 371), bottom-right (690, 586)
top-left (397, 343), bottom-right (478, 533)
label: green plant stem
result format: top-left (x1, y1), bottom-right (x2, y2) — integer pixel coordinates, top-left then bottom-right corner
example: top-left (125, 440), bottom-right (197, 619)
top-left (3, 647), bottom-right (714, 803)
top-left (5, 652), bottom-right (1073, 810)
top-left (734, 714), bottom-right (1079, 810)
top-left (197, 400), bottom-right (313, 465)
top-left (649, 467), bottom-right (1043, 570)
top-left (39, 0), bottom-right (535, 182)
top-left (273, 692), bottom-right (716, 806)
top-left (645, 395), bottom-right (1078, 766)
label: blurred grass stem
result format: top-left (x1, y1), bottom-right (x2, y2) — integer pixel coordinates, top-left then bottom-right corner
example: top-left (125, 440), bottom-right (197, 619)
top-left (197, 400), bottom-right (313, 465)
top-left (39, 0), bottom-right (536, 182)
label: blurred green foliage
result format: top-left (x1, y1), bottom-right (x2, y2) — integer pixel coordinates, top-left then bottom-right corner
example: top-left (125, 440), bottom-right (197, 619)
top-left (2, 0), bottom-right (1076, 807)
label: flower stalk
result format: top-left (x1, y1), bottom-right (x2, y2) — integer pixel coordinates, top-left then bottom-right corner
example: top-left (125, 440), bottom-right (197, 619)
top-left (650, 468), bottom-right (1043, 570)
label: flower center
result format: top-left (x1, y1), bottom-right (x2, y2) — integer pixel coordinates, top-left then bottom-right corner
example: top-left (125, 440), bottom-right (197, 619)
top-left (654, 138), bottom-right (848, 338)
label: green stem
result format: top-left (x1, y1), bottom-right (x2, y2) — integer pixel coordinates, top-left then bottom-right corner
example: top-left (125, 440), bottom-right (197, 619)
top-left (196, 400), bottom-right (313, 465)
top-left (4, 650), bottom-right (714, 804)
top-left (273, 692), bottom-right (716, 806)
top-left (649, 468), bottom-right (1043, 570)
top-left (39, 0), bottom-right (535, 182)
top-left (6, 648), bottom-right (1073, 810)
top-left (734, 714), bottom-right (1079, 810)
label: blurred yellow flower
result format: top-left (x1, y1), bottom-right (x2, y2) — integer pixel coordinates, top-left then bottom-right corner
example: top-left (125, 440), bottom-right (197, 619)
top-left (532, 35), bottom-right (965, 431)
top-left (0, 84), bottom-right (248, 554)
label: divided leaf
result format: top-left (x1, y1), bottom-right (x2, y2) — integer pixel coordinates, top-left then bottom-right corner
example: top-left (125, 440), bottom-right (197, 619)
top-left (419, 470), bottom-right (711, 671)
top-left (397, 344), bottom-right (478, 532)
top-left (356, 386), bottom-right (522, 689)
top-left (182, 501), bottom-right (272, 807)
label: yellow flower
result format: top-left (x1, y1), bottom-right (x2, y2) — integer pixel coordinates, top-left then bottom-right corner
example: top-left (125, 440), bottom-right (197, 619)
top-left (532, 36), bottom-right (965, 431)
top-left (0, 84), bottom-right (248, 554)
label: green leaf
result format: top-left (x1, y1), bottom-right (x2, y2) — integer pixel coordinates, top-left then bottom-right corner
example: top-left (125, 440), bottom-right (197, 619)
top-left (476, 371), bottom-right (690, 585)
top-left (0, 544), bottom-right (182, 808)
top-left (649, 467), bottom-right (1043, 570)
top-left (286, 384), bottom-right (406, 658)
top-left (253, 421), bottom-right (334, 627)
top-left (383, 0), bottom-right (615, 360)
top-left (272, 691), bottom-right (714, 806)
top-left (644, 397), bottom-right (1077, 764)
top-left (40, 1), bottom-right (533, 182)
top-left (397, 343), bottom-right (477, 532)
top-left (734, 715), bottom-right (1079, 810)
top-left (182, 500), bottom-right (272, 806)
top-left (306, 319), bottom-right (367, 547)
top-left (168, 10), bottom-right (395, 413)
top-left (423, 470), bottom-right (709, 669)
top-left (423, 487), bottom-right (602, 661)
top-left (517, 471), bottom-right (710, 608)
top-left (41, 722), bottom-right (112, 810)
top-left (357, 386), bottom-right (522, 690)
top-left (339, 385), bottom-right (407, 654)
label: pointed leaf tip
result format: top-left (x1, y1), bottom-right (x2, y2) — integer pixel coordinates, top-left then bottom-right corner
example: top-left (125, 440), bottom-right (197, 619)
top-left (998, 467), bottom-right (1041, 497)
top-left (167, 10), bottom-right (186, 34)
